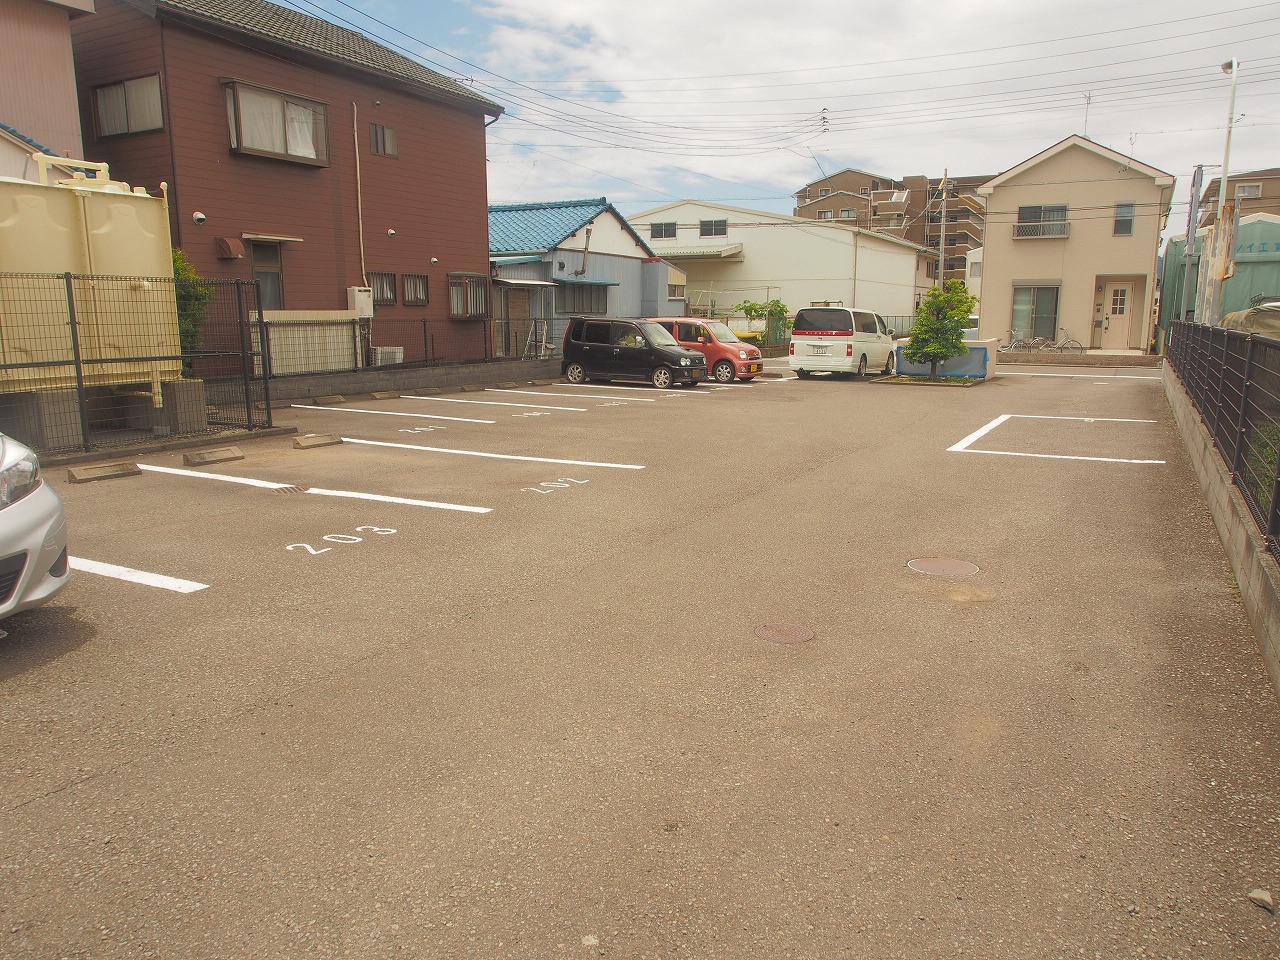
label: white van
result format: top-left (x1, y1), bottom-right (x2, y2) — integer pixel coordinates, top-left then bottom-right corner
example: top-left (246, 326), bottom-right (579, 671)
top-left (789, 307), bottom-right (896, 378)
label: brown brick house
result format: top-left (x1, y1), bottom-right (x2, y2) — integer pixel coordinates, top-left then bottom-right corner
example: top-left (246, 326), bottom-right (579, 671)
top-left (70, 0), bottom-right (503, 362)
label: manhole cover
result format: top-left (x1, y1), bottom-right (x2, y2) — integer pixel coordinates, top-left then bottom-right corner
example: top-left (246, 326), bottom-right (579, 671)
top-left (756, 623), bottom-right (814, 645)
top-left (908, 557), bottom-right (980, 577)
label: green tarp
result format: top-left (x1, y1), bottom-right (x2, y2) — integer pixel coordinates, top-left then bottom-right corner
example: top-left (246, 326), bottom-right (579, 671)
top-left (1160, 216), bottom-right (1280, 326)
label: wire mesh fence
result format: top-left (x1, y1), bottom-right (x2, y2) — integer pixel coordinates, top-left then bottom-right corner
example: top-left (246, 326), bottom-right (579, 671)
top-left (0, 271), bottom-right (573, 456)
top-left (1168, 321), bottom-right (1280, 553)
top-left (0, 273), bottom-right (270, 457)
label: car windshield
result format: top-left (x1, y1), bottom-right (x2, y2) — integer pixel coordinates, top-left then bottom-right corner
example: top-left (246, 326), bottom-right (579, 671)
top-left (706, 321), bottom-right (741, 343)
top-left (639, 322), bottom-right (678, 346)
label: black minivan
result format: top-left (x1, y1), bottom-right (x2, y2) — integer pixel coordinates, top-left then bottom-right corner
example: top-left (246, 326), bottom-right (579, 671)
top-left (561, 318), bottom-right (707, 388)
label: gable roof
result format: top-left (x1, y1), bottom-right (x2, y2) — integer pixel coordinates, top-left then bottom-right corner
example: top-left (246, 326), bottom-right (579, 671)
top-left (488, 198), bottom-right (653, 256)
top-left (0, 121), bottom-right (85, 178)
top-left (978, 134), bottom-right (1174, 194)
top-left (151, 0), bottom-right (502, 116)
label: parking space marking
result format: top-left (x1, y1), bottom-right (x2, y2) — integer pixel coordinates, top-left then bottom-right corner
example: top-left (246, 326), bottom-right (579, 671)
top-left (136, 464), bottom-right (491, 512)
top-left (998, 371), bottom-right (1162, 381)
top-left (340, 437), bottom-right (645, 470)
top-left (68, 557), bottom-right (210, 593)
top-left (948, 414), bottom-right (1164, 464)
top-left (487, 388), bottom-right (659, 403)
top-left (403, 395), bottom-right (587, 412)
top-left (293, 404), bottom-right (496, 424)
top-left (559, 383), bottom-right (711, 396)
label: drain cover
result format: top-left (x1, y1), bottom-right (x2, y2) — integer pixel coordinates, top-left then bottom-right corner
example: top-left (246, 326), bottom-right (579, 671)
top-left (756, 623), bottom-right (815, 645)
top-left (908, 557), bottom-right (980, 577)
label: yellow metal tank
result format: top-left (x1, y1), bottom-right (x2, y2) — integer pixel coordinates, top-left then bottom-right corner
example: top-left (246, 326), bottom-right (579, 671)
top-left (0, 157), bottom-right (182, 394)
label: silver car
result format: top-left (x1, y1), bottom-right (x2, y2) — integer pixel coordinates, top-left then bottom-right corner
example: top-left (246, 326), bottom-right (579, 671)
top-left (0, 433), bottom-right (68, 620)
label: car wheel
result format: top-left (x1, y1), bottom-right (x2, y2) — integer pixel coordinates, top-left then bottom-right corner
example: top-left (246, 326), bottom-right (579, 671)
top-left (796, 369), bottom-right (811, 379)
top-left (713, 360), bottom-right (735, 383)
top-left (651, 366), bottom-right (673, 389)
top-left (565, 362), bottom-right (587, 384)
top-left (883, 352), bottom-right (895, 375)
top-left (857, 355), bottom-right (868, 377)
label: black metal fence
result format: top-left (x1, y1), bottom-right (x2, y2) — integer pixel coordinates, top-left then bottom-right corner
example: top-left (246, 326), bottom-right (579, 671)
top-left (1168, 321), bottom-right (1280, 552)
top-left (0, 273), bottom-right (270, 457)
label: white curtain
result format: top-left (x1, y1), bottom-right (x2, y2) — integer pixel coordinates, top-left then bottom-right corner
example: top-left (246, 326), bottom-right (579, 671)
top-left (124, 77), bottom-right (163, 132)
top-left (285, 102), bottom-right (318, 159)
top-left (96, 85), bottom-right (128, 136)
top-left (239, 87), bottom-right (286, 155)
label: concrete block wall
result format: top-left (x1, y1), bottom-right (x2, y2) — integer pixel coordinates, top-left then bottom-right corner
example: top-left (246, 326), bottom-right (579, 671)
top-left (1164, 365), bottom-right (1280, 701)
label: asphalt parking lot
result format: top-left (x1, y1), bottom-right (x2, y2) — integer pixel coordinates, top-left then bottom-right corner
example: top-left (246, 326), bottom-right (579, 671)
top-left (3, 360), bottom-right (1279, 959)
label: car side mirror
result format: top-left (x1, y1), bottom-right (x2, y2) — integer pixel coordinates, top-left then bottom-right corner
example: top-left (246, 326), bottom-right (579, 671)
top-left (886, 329), bottom-right (895, 337)
top-left (697, 336), bottom-right (707, 344)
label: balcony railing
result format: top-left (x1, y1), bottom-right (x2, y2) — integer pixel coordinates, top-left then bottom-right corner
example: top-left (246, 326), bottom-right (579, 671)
top-left (1014, 221), bottom-right (1070, 239)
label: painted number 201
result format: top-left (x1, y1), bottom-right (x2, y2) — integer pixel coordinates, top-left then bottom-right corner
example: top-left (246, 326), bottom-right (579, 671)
top-left (521, 478), bottom-right (589, 495)
top-left (286, 526), bottom-right (397, 555)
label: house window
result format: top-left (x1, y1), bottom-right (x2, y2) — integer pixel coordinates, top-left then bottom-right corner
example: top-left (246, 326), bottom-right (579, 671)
top-left (403, 274), bottom-right (429, 306)
top-left (370, 123), bottom-right (398, 157)
top-left (94, 76), bottom-right (163, 136)
top-left (1015, 204), bottom-right (1068, 238)
top-left (668, 284), bottom-right (686, 300)
top-left (251, 241), bottom-right (284, 310)
top-left (1114, 202), bottom-right (1135, 236)
top-left (1012, 286), bottom-right (1060, 340)
top-left (819, 188), bottom-right (831, 197)
top-left (369, 272), bottom-right (396, 305)
top-left (969, 261), bottom-right (983, 278)
top-left (839, 209), bottom-right (852, 219)
top-left (556, 282), bottom-right (607, 314)
top-left (816, 210), bottom-right (834, 220)
top-left (650, 222), bottom-right (677, 239)
top-left (1235, 183), bottom-right (1262, 199)
top-left (700, 220), bottom-right (727, 237)
top-left (859, 187), bottom-right (870, 195)
top-left (224, 80), bottom-right (328, 166)
top-left (448, 274), bottom-right (489, 318)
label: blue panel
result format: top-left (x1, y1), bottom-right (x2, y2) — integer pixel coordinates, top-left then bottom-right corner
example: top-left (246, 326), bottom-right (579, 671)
top-left (895, 345), bottom-right (988, 379)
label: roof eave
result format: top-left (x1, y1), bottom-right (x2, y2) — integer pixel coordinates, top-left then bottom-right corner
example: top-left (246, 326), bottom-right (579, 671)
top-left (158, 5), bottom-right (503, 117)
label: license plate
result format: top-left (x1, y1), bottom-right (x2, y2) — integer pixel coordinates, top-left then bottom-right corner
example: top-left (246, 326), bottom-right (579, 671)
top-left (811, 346), bottom-right (828, 356)
top-left (748, 363), bottom-right (761, 373)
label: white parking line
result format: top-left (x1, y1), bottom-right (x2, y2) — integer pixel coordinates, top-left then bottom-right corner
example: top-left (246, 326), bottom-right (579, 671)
top-left (136, 464), bottom-right (491, 512)
top-left (948, 414), bottom-right (1164, 464)
top-left (69, 557), bottom-right (209, 593)
top-left (558, 383), bottom-right (711, 396)
top-left (341, 437), bottom-right (645, 470)
top-left (487, 388), bottom-right (659, 403)
top-left (402, 395), bottom-right (587, 412)
top-left (998, 371), bottom-right (1161, 380)
top-left (294, 404), bottom-right (496, 424)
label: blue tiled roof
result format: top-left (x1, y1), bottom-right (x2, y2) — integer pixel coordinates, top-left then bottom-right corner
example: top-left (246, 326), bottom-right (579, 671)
top-left (488, 198), bottom-right (612, 254)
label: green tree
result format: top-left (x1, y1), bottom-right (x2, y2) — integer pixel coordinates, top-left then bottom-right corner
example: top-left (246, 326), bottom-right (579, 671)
top-left (172, 247), bottom-right (212, 357)
top-left (731, 298), bottom-right (790, 346)
top-left (902, 280), bottom-right (977, 380)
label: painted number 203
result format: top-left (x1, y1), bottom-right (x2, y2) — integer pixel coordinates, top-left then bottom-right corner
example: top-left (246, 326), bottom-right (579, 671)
top-left (286, 526), bottom-right (397, 555)
top-left (521, 478), bottom-right (590, 495)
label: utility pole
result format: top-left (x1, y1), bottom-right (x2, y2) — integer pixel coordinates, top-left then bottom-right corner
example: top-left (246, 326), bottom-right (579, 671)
top-left (938, 169), bottom-right (947, 284)
top-left (1180, 165), bottom-right (1203, 325)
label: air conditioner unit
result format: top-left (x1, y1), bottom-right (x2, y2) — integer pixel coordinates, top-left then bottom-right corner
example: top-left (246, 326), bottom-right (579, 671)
top-left (347, 285), bottom-right (373, 318)
top-left (370, 346), bottom-right (404, 365)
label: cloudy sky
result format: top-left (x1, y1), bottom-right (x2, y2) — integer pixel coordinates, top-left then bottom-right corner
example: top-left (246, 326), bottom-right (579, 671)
top-left (291, 0), bottom-right (1276, 235)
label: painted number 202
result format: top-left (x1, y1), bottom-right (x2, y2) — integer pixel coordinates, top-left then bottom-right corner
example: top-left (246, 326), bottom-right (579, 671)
top-left (286, 525), bottom-right (397, 555)
top-left (521, 478), bottom-right (590, 495)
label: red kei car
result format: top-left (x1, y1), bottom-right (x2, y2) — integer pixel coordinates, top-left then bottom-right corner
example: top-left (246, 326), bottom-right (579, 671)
top-left (652, 319), bottom-right (764, 383)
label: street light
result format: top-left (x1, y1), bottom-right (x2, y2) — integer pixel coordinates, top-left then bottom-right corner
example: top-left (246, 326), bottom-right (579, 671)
top-left (1216, 58), bottom-right (1239, 229)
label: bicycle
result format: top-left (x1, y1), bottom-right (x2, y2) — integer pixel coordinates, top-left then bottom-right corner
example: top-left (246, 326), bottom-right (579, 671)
top-left (1039, 335), bottom-right (1085, 354)
top-left (999, 336), bottom-right (1050, 352)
